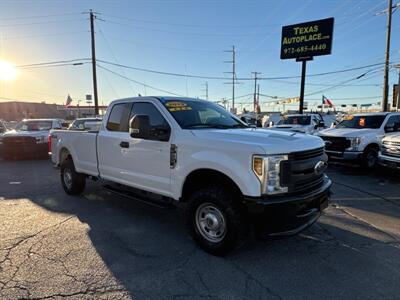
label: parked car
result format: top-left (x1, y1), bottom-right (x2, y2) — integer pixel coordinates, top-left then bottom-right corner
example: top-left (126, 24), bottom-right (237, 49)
top-left (319, 112), bottom-right (400, 168)
top-left (50, 96), bottom-right (331, 255)
top-left (68, 118), bottom-right (102, 131)
top-left (378, 117), bottom-right (400, 169)
top-left (269, 114), bottom-right (326, 134)
top-left (0, 119), bottom-right (63, 160)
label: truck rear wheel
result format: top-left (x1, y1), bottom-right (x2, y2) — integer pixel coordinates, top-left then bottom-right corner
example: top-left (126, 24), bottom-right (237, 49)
top-left (186, 186), bottom-right (248, 256)
top-left (60, 158), bottom-right (86, 195)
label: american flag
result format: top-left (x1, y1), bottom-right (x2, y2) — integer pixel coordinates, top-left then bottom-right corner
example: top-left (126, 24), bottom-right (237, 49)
top-left (65, 94), bottom-right (73, 107)
top-left (322, 95), bottom-right (334, 107)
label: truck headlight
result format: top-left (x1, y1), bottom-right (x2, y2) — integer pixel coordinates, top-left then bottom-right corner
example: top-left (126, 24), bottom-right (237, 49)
top-left (347, 137), bottom-right (362, 151)
top-left (252, 155), bottom-right (288, 195)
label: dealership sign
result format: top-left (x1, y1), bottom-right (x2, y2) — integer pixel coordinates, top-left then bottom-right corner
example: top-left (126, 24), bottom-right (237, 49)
top-left (281, 18), bottom-right (334, 59)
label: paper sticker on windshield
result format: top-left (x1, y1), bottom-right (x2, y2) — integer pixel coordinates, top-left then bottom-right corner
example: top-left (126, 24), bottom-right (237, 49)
top-left (166, 101), bottom-right (192, 112)
top-left (168, 106), bottom-right (192, 112)
top-left (343, 115), bottom-right (354, 121)
top-left (359, 118), bottom-right (365, 127)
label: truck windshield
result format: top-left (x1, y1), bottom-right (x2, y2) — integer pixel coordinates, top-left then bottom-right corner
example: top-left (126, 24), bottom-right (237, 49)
top-left (15, 121), bottom-right (52, 131)
top-left (336, 115), bottom-right (386, 129)
top-left (278, 116), bottom-right (311, 125)
top-left (162, 100), bottom-right (247, 129)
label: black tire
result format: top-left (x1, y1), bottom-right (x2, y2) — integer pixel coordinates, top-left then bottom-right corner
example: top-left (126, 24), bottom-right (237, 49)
top-left (186, 186), bottom-right (248, 256)
top-left (60, 158), bottom-right (86, 195)
top-left (361, 147), bottom-right (378, 169)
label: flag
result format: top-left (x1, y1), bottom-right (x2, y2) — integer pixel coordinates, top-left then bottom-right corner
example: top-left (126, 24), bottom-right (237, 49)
top-left (65, 94), bottom-right (73, 107)
top-left (322, 95), bottom-right (334, 107)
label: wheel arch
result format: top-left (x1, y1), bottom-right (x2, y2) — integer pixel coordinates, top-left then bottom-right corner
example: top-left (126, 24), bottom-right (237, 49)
top-left (364, 143), bottom-right (380, 152)
top-left (59, 147), bottom-right (72, 165)
top-left (181, 168), bottom-right (243, 202)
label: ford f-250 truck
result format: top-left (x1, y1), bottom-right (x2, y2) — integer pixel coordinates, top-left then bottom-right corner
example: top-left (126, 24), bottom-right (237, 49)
top-left (319, 112), bottom-right (400, 168)
top-left (50, 97), bottom-right (331, 255)
top-left (379, 116), bottom-right (400, 169)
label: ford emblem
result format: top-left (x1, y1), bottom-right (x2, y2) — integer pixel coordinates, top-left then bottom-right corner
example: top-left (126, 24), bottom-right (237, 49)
top-left (314, 161), bottom-right (327, 176)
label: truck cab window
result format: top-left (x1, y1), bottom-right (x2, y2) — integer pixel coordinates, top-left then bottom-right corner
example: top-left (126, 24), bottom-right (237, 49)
top-left (106, 103), bottom-right (132, 132)
top-left (130, 102), bottom-right (170, 141)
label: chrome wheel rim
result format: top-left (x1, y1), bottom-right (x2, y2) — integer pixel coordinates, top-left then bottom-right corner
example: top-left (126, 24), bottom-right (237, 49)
top-left (63, 168), bottom-right (73, 190)
top-left (195, 203), bottom-right (226, 243)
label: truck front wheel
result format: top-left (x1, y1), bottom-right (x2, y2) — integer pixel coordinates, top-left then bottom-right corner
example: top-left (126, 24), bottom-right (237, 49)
top-left (186, 186), bottom-right (248, 256)
top-left (361, 147), bottom-right (378, 169)
top-left (60, 158), bottom-right (86, 195)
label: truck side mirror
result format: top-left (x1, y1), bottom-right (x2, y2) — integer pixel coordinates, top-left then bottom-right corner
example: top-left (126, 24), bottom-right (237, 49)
top-left (319, 120), bottom-right (325, 128)
top-left (130, 114), bottom-right (150, 139)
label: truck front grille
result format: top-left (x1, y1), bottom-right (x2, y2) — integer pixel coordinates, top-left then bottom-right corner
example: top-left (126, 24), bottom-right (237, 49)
top-left (281, 147), bottom-right (326, 194)
top-left (382, 141), bottom-right (400, 158)
top-left (320, 136), bottom-right (350, 152)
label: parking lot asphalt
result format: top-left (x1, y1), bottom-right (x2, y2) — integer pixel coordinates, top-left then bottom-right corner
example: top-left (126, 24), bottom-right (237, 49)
top-left (0, 159), bottom-right (400, 300)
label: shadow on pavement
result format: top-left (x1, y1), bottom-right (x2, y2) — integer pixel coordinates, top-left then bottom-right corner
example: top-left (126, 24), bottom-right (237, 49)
top-left (1, 159), bottom-right (400, 298)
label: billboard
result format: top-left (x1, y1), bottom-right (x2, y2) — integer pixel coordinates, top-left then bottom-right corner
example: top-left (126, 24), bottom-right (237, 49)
top-left (281, 18), bottom-right (334, 59)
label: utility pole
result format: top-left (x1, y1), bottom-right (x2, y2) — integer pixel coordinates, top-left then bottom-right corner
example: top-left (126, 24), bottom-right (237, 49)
top-left (382, 0), bottom-right (393, 112)
top-left (224, 46), bottom-right (236, 111)
top-left (202, 81), bottom-right (209, 100)
top-left (251, 72), bottom-right (261, 112)
top-left (90, 9), bottom-right (99, 115)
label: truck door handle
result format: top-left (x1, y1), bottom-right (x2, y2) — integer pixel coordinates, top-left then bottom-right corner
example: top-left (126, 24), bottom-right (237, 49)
top-left (119, 141), bottom-right (129, 148)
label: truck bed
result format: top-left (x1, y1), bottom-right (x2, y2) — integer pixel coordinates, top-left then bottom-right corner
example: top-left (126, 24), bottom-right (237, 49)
top-left (50, 129), bottom-right (99, 177)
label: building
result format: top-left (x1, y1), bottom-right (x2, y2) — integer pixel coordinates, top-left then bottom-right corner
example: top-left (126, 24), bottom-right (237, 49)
top-left (0, 101), bottom-right (66, 121)
top-left (0, 101), bottom-right (107, 121)
top-left (57, 105), bottom-right (108, 119)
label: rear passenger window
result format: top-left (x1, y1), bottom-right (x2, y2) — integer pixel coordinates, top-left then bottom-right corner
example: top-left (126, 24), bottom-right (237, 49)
top-left (107, 103), bottom-right (132, 132)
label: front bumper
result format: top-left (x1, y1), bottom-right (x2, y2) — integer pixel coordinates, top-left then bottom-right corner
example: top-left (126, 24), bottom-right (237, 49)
top-left (243, 177), bottom-right (332, 237)
top-left (1, 143), bottom-right (48, 159)
top-left (378, 153), bottom-right (400, 169)
top-left (325, 150), bottom-right (362, 161)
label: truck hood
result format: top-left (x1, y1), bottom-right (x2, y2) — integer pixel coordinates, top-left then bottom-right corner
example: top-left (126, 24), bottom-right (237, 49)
top-left (319, 127), bottom-right (379, 138)
top-left (383, 132), bottom-right (400, 142)
top-left (270, 124), bottom-right (310, 133)
top-left (2, 130), bottom-right (49, 138)
top-left (191, 128), bottom-right (324, 154)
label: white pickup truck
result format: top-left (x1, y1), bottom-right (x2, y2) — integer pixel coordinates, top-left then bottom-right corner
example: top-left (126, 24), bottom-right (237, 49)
top-left (50, 97), bottom-right (331, 255)
top-left (378, 116), bottom-right (400, 169)
top-left (319, 112), bottom-right (400, 168)
top-left (269, 114), bottom-right (326, 134)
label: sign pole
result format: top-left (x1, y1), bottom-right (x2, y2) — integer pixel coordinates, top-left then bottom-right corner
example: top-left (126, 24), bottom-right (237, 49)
top-left (299, 60), bottom-right (307, 114)
top-left (296, 57), bottom-right (312, 114)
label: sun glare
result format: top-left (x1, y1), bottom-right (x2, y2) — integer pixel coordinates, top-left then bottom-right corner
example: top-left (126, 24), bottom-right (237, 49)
top-left (0, 60), bottom-right (17, 81)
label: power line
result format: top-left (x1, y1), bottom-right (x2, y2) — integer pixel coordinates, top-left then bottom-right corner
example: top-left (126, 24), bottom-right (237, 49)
top-left (3, 31), bottom-right (88, 40)
top-left (0, 12), bottom-right (82, 21)
top-left (17, 62), bottom-right (90, 70)
top-left (0, 19), bottom-right (85, 27)
top-left (97, 64), bottom-right (185, 97)
top-left (103, 13), bottom-right (279, 29)
top-left (16, 59), bottom-right (91, 68)
top-left (97, 59), bottom-right (393, 81)
top-left (105, 20), bottom-right (257, 37)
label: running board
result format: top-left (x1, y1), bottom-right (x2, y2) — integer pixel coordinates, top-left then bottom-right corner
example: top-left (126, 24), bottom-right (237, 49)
top-left (102, 184), bottom-right (175, 209)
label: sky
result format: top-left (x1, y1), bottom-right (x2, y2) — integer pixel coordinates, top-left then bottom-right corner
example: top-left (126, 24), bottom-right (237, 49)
top-left (0, 0), bottom-right (399, 111)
